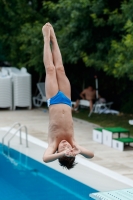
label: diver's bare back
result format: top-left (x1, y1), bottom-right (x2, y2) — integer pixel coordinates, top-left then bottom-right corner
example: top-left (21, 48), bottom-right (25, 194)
top-left (48, 104), bottom-right (74, 145)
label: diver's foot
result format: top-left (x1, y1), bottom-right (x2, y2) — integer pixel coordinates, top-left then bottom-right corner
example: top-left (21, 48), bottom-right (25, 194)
top-left (42, 22), bottom-right (51, 40)
top-left (50, 24), bottom-right (57, 42)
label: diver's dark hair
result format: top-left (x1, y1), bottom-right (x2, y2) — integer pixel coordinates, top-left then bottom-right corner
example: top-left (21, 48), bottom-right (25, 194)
top-left (58, 156), bottom-right (77, 170)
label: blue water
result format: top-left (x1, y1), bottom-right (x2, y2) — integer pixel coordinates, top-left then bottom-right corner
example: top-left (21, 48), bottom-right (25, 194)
top-left (0, 144), bottom-right (97, 200)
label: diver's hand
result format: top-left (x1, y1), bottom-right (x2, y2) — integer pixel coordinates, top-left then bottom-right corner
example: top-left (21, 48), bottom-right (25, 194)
top-left (72, 146), bottom-right (81, 156)
top-left (63, 146), bottom-right (81, 157)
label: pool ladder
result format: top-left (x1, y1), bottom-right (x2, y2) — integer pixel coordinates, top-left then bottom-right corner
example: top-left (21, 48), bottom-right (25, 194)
top-left (2, 122), bottom-right (28, 155)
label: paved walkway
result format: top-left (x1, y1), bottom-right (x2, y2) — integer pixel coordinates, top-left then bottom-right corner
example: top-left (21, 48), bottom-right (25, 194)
top-left (0, 108), bottom-right (133, 180)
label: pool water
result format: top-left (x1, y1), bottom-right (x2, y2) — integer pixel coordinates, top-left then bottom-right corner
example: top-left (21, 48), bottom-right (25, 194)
top-left (0, 144), bottom-right (97, 200)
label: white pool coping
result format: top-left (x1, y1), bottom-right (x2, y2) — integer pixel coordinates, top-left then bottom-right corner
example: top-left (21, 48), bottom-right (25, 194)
top-left (1, 126), bottom-right (133, 191)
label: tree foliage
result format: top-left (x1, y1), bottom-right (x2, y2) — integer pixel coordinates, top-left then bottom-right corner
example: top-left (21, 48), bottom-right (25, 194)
top-left (43, 0), bottom-right (133, 80)
top-left (1, 0), bottom-right (133, 80)
top-left (0, 0), bottom-right (45, 74)
top-left (106, 1), bottom-right (133, 80)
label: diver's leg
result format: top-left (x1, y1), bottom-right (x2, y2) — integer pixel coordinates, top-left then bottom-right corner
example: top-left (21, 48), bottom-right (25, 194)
top-left (50, 24), bottom-right (71, 99)
top-left (42, 23), bottom-right (58, 99)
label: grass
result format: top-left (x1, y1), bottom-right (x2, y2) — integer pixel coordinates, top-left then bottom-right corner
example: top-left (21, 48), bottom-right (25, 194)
top-left (72, 108), bottom-right (133, 136)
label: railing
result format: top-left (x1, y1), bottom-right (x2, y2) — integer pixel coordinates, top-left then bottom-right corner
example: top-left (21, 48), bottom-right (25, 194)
top-left (8, 125), bottom-right (28, 156)
top-left (2, 122), bottom-right (21, 150)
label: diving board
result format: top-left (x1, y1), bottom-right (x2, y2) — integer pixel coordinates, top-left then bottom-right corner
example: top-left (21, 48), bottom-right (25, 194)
top-left (89, 188), bottom-right (133, 200)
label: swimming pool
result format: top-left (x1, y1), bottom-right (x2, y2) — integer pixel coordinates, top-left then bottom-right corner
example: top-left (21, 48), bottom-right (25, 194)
top-left (0, 143), bottom-right (97, 200)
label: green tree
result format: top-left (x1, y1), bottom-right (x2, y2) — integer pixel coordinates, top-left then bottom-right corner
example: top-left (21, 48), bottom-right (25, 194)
top-left (43, 0), bottom-right (133, 80)
top-left (1, 0), bottom-right (133, 80)
top-left (105, 0), bottom-right (133, 80)
top-left (0, 0), bottom-right (45, 74)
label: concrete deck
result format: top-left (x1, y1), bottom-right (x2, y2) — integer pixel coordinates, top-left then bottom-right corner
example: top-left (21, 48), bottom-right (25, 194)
top-left (0, 108), bottom-right (133, 181)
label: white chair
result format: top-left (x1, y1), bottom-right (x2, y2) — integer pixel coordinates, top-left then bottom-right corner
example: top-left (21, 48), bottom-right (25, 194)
top-left (93, 101), bottom-right (113, 114)
top-left (20, 67), bottom-right (27, 73)
top-left (12, 73), bottom-right (32, 110)
top-left (6, 67), bottom-right (32, 110)
top-left (129, 120), bottom-right (133, 125)
top-left (1, 68), bottom-right (8, 76)
top-left (0, 67), bottom-right (32, 110)
top-left (79, 100), bottom-right (90, 107)
top-left (71, 99), bottom-right (90, 111)
top-left (33, 82), bottom-right (47, 107)
top-left (8, 67), bottom-right (20, 75)
top-left (0, 75), bottom-right (12, 110)
top-left (89, 101), bottom-right (115, 117)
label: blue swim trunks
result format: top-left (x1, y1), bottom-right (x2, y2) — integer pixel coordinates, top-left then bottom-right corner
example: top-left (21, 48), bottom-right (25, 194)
top-left (47, 91), bottom-right (71, 107)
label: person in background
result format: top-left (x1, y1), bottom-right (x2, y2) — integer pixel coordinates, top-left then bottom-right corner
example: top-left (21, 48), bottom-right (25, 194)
top-left (80, 86), bottom-right (96, 112)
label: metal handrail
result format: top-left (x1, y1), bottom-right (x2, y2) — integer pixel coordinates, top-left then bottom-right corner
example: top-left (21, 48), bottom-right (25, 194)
top-left (2, 122), bottom-right (21, 148)
top-left (8, 125), bottom-right (28, 156)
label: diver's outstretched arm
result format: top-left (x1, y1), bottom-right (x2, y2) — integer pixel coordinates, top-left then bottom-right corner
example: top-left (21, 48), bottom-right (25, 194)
top-left (73, 144), bottom-right (94, 159)
top-left (43, 146), bottom-right (65, 163)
